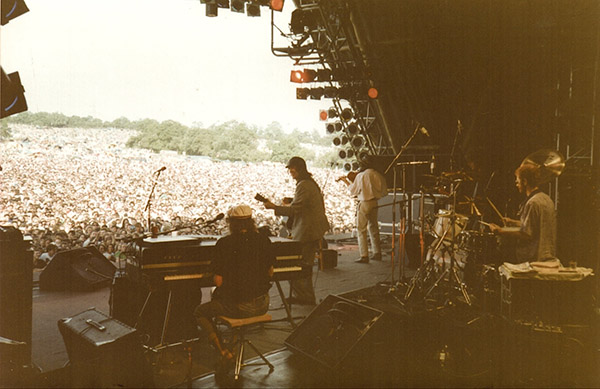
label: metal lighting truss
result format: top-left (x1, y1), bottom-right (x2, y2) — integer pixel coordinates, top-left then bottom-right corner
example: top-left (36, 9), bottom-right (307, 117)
top-left (271, 0), bottom-right (396, 157)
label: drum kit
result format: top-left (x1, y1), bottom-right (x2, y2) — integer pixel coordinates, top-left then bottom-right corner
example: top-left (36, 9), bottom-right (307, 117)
top-left (403, 149), bottom-right (566, 306)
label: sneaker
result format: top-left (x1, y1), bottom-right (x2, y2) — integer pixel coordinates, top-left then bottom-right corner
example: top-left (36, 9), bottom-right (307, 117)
top-left (355, 257), bottom-right (369, 264)
top-left (370, 253), bottom-right (382, 261)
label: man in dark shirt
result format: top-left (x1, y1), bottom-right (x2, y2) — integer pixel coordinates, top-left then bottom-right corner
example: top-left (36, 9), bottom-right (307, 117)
top-left (194, 204), bottom-right (275, 364)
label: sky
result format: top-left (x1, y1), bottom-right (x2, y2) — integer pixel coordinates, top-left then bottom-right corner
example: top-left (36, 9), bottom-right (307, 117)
top-left (1, 0), bottom-right (329, 132)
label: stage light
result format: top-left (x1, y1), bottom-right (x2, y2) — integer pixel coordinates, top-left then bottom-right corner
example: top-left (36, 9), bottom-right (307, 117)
top-left (340, 135), bottom-right (349, 145)
top-left (269, 0), bottom-right (284, 11)
top-left (346, 148), bottom-right (355, 158)
top-left (296, 88), bottom-right (309, 100)
top-left (246, 2), bottom-right (260, 16)
top-left (347, 122), bottom-right (359, 135)
top-left (352, 161), bottom-right (360, 170)
top-left (338, 149), bottom-right (348, 159)
top-left (326, 122), bottom-right (342, 134)
top-left (290, 70), bottom-right (303, 83)
top-left (1, 68), bottom-right (28, 119)
top-left (309, 87), bottom-right (323, 100)
top-left (206, 1), bottom-right (218, 16)
top-left (341, 108), bottom-right (353, 121)
top-left (327, 107), bottom-right (337, 118)
top-left (323, 87), bottom-right (337, 99)
top-left (317, 68), bottom-right (332, 81)
top-left (368, 87), bottom-right (378, 99)
top-left (358, 151), bottom-right (369, 161)
top-left (319, 110), bottom-right (328, 121)
top-left (217, 0), bottom-right (230, 7)
top-left (303, 69), bottom-right (317, 82)
top-left (290, 8), bottom-right (318, 34)
top-left (231, 0), bottom-right (245, 13)
top-left (343, 162), bottom-right (352, 171)
top-left (351, 136), bottom-right (364, 148)
top-left (1, 0), bottom-right (29, 25)
top-left (333, 137), bottom-right (342, 146)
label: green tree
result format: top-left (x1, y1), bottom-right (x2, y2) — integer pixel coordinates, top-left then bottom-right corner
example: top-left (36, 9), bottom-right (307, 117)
top-left (0, 121), bottom-right (12, 141)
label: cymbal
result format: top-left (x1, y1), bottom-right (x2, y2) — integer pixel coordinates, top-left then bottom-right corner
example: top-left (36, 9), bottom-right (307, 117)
top-left (440, 171), bottom-right (473, 182)
top-left (520, 149), bottom-right (565, 184)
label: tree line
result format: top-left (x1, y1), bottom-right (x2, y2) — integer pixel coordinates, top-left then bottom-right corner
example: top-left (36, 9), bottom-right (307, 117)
top-left (2, 112), bottom-right (340, 167)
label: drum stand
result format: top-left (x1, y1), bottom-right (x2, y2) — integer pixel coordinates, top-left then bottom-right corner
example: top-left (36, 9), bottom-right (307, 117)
top-left (405, 181), bottom-right (472, 305)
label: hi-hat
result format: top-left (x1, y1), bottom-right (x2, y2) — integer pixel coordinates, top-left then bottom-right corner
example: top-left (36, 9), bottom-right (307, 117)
top-left (521, 149), bottom-right (565, 184)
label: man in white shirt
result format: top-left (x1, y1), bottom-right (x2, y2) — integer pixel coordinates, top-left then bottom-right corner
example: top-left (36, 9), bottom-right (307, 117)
top-left (338, 156), bottom-right (388, 263)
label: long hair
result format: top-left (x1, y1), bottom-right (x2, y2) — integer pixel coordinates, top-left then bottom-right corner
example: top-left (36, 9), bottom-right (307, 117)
top-left (227, 217), bottom-right (257, 235)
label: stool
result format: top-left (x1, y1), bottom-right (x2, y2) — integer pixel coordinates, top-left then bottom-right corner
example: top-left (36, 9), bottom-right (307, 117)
top-left (216, 313), bottom-right (274, 381)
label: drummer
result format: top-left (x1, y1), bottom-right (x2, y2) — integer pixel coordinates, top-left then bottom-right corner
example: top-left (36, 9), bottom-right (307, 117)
top-left (489, 164), bottom-right (556, 262)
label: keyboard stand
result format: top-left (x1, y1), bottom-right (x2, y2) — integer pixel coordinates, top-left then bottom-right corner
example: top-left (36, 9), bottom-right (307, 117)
top-left (274, 281), bottom-right (296, 328)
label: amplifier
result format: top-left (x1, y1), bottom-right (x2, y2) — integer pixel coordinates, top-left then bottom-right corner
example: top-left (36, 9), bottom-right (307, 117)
top-left (58, 308), bottom-right (153, 388)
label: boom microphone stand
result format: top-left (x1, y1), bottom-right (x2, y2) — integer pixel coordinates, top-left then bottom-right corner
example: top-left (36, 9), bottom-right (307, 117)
top-left (384, 124), bottom-right (429, 291)
top-left (144, 167), bottom-right (166, 234)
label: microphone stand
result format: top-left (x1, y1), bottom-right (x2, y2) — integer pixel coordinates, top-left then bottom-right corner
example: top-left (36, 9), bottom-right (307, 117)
top-left (144, 169), bottom-right (164, 234)
top-left (384, 124), bottom-right (425, 292)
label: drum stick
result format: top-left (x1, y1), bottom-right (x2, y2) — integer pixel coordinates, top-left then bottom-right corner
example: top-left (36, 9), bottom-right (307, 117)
top-left (486, 197), bottom-right (506, 226)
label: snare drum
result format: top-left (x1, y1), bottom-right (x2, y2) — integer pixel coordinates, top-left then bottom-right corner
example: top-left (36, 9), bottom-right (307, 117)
top-left (432, 209), bottom-right (468, 241)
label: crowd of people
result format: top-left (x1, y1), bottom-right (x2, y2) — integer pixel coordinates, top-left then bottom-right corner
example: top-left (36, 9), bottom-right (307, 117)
top-left (0, 124), bottom-right (356, 268)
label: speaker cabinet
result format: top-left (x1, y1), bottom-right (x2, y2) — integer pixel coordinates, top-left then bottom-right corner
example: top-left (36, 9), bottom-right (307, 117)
top-left (0, 226), bottom-right (33, 375)
top-left (285, 295), bottom-right (383, 369)
top-left (40, 247), bottom-right (116, 291)
top-left (58, 308), bottom-right (153, 388)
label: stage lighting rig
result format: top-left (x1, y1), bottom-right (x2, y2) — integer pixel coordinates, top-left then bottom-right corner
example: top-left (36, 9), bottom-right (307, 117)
top-left (1, 68), bottom-right (28, 119)
top-left (1, 0), bottom-right (29, 119)
top-left (1, 0), bottom-right (29, 25)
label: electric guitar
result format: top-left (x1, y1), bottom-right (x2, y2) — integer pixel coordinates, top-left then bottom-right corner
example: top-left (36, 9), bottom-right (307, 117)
top-left (255, 193), bottom-right (294, 229)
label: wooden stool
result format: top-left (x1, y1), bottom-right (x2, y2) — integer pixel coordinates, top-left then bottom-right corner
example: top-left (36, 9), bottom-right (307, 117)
top-left (216, 313), bottom-right (274, 381)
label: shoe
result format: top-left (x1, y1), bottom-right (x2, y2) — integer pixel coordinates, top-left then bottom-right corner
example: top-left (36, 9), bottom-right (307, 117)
top-left (285, 297), bottom-right (316, 306)
top-left (355, 257), bottom-right (369, 264)
top-left (370, 253), bottom-right (382, 261)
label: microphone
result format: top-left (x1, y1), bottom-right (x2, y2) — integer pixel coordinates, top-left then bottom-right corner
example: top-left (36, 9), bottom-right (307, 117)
top-left (204, 213), bottom-right (225, 225)
top-left (154, 166), bottom-right (167, 174)
top-left (420, 127), bottom-right (430, 137)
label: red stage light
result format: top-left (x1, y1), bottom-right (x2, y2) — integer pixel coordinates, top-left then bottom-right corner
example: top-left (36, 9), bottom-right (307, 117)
top-left (270, 0), bottom-right (284, 12)
top-left (368, 87), bottom-right (378, 99)
top-left (290, 70), bottom-right (303, 83)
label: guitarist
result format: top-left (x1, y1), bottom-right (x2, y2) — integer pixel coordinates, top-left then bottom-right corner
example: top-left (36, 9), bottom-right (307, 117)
top-left (262, 156), bottom-right (329, 305)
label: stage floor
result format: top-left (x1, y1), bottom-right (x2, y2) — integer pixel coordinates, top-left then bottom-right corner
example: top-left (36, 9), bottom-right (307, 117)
top-left (27, 237), bottom-right (600, 388)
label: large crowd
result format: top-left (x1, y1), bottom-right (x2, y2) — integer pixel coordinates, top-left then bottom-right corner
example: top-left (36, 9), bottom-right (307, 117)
top-left (0, 124), bottom-right (356, 267)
